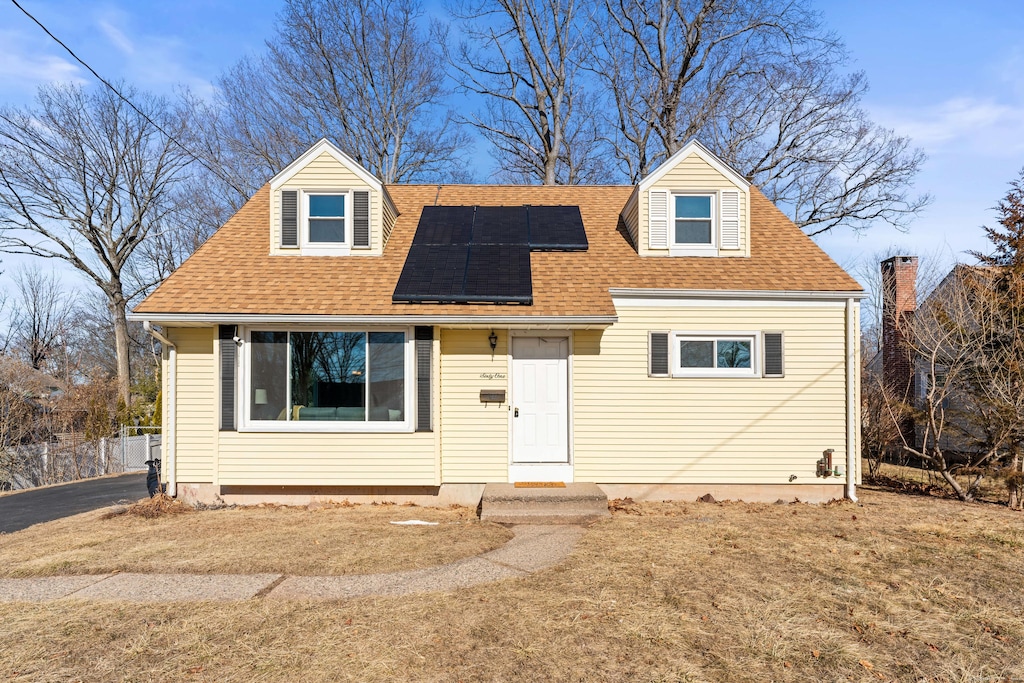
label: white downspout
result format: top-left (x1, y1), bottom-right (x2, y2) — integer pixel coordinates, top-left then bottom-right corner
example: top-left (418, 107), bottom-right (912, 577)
top-left (845, 298), bottom-right (858, 503)
top-left (143, 321), bottom-right (177, 498)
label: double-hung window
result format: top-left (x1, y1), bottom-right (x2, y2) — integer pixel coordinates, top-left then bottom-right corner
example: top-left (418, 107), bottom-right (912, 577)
top-left (673, 332), bottom-right (758, 377)
top-left (672, 193), bottom-right (716, 255)
top-left (245, 329), bottom-right (411, 431)
top-left (279, 187), bottom-right (373, 253)
top-left (308, 194), bottom-right (346, 243)
top-left (303, 191), bottom-right (351, 253)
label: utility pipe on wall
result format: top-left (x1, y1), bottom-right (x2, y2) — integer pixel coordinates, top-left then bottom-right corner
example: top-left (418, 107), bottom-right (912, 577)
top-left (143, 321), bottom-right (177, 498)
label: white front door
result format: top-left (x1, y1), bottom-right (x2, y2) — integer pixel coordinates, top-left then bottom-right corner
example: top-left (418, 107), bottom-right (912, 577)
top-left (511, 336), bottom-right (569, 465)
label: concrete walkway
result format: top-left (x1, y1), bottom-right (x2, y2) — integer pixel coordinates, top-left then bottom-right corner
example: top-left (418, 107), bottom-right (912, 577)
top-left (0, 524), bottom-right (586, 603)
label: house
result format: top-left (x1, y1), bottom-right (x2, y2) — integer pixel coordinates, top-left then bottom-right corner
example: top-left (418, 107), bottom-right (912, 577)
top-left (878, 255), bottom-right (1006, 460)
top-left (0, 357), bottom-right (67, 490)
top-left (129, 138), bottom-right (865, 507)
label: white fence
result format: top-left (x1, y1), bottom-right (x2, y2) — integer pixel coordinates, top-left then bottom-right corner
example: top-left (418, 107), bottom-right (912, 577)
top-left (119, 425), bottom-right (162, 472)
top-left (0, 428), bottom-right (161, 491)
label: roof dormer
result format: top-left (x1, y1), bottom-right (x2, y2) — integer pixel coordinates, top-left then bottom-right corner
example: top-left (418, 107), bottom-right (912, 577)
top-left (623, 139), bottom-right (751, 258)
top-left (268, 139), bottom-right (398, 256)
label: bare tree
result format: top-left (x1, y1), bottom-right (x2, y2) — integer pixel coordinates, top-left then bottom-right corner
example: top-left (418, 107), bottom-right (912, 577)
top-left (966, 169), bottom-right (1024, 508)
top-left (590, 0), bottom-right (928, 234)
top-left (854, 246), bottom-right (950, 358)
top-left (0, 353), bottom-right (120, 490)
top-left (448, 0), bottom-right (609, 184)
top-left (0, 83), bottom-right (195, 406)
top-left (207, 0), bottom-right (468, 211)
top-left (890, 271), bottom-right (1008, 501)
top-left (5, 266), bottom-right (78, 377)
top-left (0, 356), bottom-right (43, 488)
top-left (861, 367), bottom-right (910, 479)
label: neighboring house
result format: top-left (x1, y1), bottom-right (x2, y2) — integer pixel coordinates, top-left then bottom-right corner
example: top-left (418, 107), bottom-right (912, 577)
top-left (880, 255), bottom-right (1002, 457)
top-left (0, 357), bottom-right (66, 489)
top-left (0, 356), bottom-right (64, 403)
top-left (129, 138), bottom-right (864, 506)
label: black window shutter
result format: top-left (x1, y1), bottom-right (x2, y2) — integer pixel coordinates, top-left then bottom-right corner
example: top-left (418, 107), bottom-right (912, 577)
top-left (219, 325), bottom-right (237, 431)
top-left (281, 190), bottom-right (298, 247)
top-left (764, 332), bottom-right (784, 377)
top-left (415, 326), bottom-right (433, 431)
top-left (353, 191), bottom-right (370, 248)
top-left (649, 332), bottom-right (669, 377)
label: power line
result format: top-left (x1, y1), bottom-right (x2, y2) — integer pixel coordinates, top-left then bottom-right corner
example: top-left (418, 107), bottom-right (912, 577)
top-left (9, 0), bottom-right (247, 197)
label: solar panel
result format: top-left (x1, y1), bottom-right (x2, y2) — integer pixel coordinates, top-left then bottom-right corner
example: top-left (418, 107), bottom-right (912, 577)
top-left (413, 205), bottom-right (475, 244)
top-left (527, 205), bottom-right (588, 250)
top-left (472, 206), bottom-right (530, 245)
top-left (463, 244), bottom-right (533, 304)
top-left (393, 244), bottom-right (470, 302)
top-left (392, 203), bottom-right (586, 304)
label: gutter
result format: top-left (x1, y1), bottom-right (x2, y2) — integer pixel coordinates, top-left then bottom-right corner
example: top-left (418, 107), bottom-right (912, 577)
top-left (610, 288), bottom-right (867, 301)
top-left (128, 313), bottom-right (618, 328)
top-left (143, 321), bottom-right (176, 498)
top-left (845, 297), bottom-right (858, 503)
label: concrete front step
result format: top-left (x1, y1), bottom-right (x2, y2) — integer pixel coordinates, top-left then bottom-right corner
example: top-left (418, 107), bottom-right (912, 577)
top-left (480, 483), bottom-right (610, 525)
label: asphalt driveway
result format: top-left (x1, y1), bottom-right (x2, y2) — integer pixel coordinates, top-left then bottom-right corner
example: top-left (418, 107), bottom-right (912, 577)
top-left (0, 474), bottom-right (147, 534)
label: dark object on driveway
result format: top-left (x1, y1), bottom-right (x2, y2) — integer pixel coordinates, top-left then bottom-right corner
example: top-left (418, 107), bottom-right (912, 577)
top-left (145, 459), bottom-right (165, 497)
top-left (0, 473), bottom-right (147, 534)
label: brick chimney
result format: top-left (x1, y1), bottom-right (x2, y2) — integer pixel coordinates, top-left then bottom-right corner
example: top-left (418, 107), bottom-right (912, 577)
top-left (881, 256), bottom-right (917, 445)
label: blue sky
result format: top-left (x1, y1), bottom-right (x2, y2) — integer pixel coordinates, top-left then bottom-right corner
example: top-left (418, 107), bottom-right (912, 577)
top-left (1, 0), bottom-right (1023, 289)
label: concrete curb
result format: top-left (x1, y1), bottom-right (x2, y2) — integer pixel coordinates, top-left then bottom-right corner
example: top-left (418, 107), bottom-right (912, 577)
top-left (0, 524), bottom-right (586, 603)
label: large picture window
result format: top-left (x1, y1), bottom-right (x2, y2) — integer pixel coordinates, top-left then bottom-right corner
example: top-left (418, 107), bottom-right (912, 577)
top-left (246, 329), bottom-right (408, 428)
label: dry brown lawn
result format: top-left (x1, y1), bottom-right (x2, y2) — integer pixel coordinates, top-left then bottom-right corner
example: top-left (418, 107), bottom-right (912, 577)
top-left (0, 502), bottom-right (511, 577)
top-left (3, 488), bottom-right (1024, 682)
top-left (871, 461), bottom-right (1011, 503)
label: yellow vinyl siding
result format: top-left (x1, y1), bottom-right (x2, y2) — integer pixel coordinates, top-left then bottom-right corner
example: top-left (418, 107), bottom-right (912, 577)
top-left (573, 304), bottom-right (849, 484)
top-left (168, 327), bottom-right (216, 483)
top-left (216, 431), bottom-right (436, 486)
top-left (270, 151), bottom-right (383, 255)
top-left (439, 329), bottom-right (509, 483)
top-left (382, 188), bottom-right (398, 247)
top-left (167, 325), bottom-right (436, 487)
top-left (640, 153), bottom-right (749, 257)
top-left (621, 186), bottom-right (639, 248)
top-left (163, 307), bottom-right (852, 489)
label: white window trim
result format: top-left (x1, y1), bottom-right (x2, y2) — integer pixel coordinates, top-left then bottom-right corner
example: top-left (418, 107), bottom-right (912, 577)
top-left (669, 191), bottom-right (718, 257)
top-left (671, 330), bottom-right (759, 378)
top-left (238, 325), bottom-right (414, 433)
top-left (300, 189), bottom-right (352, 255)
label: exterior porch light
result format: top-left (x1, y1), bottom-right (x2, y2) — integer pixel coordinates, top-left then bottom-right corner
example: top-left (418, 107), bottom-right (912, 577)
top-left (488, 330), bottom-right (498, 351)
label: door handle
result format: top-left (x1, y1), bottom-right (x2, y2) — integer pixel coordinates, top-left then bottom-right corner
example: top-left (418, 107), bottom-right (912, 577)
top-left (514, 407), bottom-right (519, 417)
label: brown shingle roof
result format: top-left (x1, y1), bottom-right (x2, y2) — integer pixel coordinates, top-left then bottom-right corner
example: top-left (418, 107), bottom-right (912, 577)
top-left (133, 184), bottom-right (861, 318)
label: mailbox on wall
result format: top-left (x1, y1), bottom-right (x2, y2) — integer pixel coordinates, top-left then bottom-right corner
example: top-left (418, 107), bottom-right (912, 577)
top-left (480, 390), bottom-right (506, 403)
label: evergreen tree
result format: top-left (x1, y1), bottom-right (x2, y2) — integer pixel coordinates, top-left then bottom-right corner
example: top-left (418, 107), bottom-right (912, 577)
top-left (968, 168), bottom-right (1024, 508)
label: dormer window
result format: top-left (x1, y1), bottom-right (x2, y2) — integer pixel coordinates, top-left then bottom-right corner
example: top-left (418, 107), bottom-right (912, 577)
top-left (674, 194), bottom-right (715, 247)
top-left (636, 139), bottom-right (749, 256)
top-left (279, 187), bottom-right (373, 254)
top-left (270, 139), bottom-right (395, 256)
top-left (307, 193), bottom-right (348, 244)
top-left (668, 192), bottom-right (717, 256)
